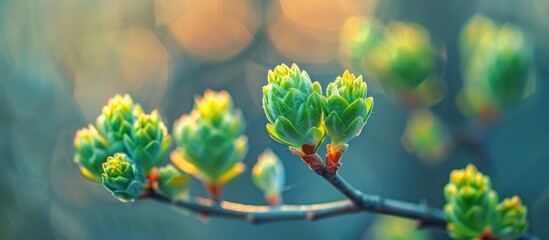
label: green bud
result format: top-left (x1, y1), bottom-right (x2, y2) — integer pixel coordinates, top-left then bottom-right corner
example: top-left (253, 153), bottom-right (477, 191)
top-left (362, 22), bottom-right (436, 90)
top-left (74, 124), bottom-right (109, 182)
top-left (486, 25), bottom-right (533, 105)
top-left (458, 15), bottom-right (534, 119)
top-left (252, 149), bottom-right (285, 204)
top-left (340, 16), bottom-right (384, 71)
top-left (172, 90), bottom-right (247, 187)
top-left (401, 109), bottom-right (452, 164)
top-left (157, 164), bottom-right (190, 201)
top-left (263, 63), bottom-right (326, 153)
top-left (366, 216), bottom-right (430, 240)
top-left (95, 94), bottom-right (142, 154)
top-left (444, 164), bottom-right (498, 239)
top-left (460, 15), bottom-right (498, 61)
top-left (124, 110), bottom-right (171, 174)
top-left (383, 22), bottom-right (436, 89)
top-left (493, 196), bottom-right (528, 240)
top-left (324, 70), bottom-right (373, 146)
top-left (101, 153), bottom-right (145, 202)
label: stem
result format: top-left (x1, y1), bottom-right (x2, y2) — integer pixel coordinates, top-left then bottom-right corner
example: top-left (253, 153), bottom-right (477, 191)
top-left (148, 190), bottom-right (359, 224)
top-left (145, 155), bottom-right (539, 239)
top-left (317, 166), bottom-right (447, 227)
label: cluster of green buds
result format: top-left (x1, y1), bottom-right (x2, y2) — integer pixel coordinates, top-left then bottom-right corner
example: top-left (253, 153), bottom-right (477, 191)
top-left (262, 63), bottom-right (374, 173)
top-left (444, 164), bottom-right (528, 239)
top-left (74, 94), bottom-right (178, 202)
top-left (74, 94), bottom-right (141, 182)
top-left (172, 90), bottom-right (247, 201)
top-left (101, 153), bottom-right (145, 202)
top-left (324, 71), bottom-right (373, 173)
top-left (340, 17), bottom-right (441, 106)
top-left (252, 149), bottom-right (285, 205)
top-left (458, 14), bottom-right (534, 123)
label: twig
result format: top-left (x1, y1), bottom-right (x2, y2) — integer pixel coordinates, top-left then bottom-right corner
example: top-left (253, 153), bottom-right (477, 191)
top-left (145, 154), bottom-right (538, 239)
top-left (317, 170), bottom-right (447, 227)
top-left (148, 191), bottom-right (359, 224)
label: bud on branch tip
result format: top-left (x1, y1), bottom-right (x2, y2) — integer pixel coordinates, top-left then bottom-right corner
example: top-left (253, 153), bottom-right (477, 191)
top-left (172, 90), bottom-right (247, 201)
top-left (444, 164), bottom-right (528, 239)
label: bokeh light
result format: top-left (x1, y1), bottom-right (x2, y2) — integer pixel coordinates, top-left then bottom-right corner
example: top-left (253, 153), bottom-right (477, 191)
top-left (75, 25), bottom-right (170, 120)
top-left (165, 0), bottom-right (261, 60)
top-left (268, 0), bottom-right (377, 63)
top-left (1, 0), bottom-right (548, 239)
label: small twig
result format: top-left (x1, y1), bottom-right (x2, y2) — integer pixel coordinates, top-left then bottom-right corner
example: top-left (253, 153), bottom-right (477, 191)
top-left (147, 191), bottom-right (360, 224)
top-left (315, 161), bottom-right (447, 227)
top-left (145, 154), bottom-right (538, 239)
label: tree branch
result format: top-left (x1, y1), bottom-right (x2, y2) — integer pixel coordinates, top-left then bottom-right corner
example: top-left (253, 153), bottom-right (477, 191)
top-left (145, 154), bottom-right (538, 239)
top-left (318, 170), bottom-right (447, 227)
top-left (146, 162), bottom-right (446, 227)
top-left (147, 190), bottom-right (360, 224)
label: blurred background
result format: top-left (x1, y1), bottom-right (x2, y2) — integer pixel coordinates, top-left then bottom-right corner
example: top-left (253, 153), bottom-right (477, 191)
top-left (1, 0), bottom-right (548, 239)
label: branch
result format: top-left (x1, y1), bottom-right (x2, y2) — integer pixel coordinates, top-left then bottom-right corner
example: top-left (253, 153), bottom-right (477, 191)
top-left (318, 170), bottom-right (446, 227)
top-left (145, 153), bottom-right (538, 239)
top-left (146, 157), bottom-right (445, 227)
top-left (147, 188), bottom-right (446, 226)
top-left (147, 191), bottom-right (360, 224)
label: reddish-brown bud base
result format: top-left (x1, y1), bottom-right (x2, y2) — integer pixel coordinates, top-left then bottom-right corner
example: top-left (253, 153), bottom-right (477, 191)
top-left (139, 168), bottom-right (159, 199)
top-left (290, 144), bottom-right (325, 174)
top-left (325, 144), bottom-right (347, 174)
top-left (265, 194), bottom-right (282, 206)
top-left (478, 228), bottom-right (499, 240)
top-left (204, 182), bottom-right (224, 203)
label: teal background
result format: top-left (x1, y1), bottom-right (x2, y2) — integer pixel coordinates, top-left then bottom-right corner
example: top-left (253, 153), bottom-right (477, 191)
top-left (0, 0), bottom-right (548, 239)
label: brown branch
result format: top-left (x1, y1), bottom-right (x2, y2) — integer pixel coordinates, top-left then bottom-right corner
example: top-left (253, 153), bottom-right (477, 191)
top-left (146, 152), bottom-right (446, 227)
top-left (145, 153), bottom-right (538, 239)
top-left (317, 169), bottom-right (447, 227)
top-left (147, 191), bottom-right (360, 224)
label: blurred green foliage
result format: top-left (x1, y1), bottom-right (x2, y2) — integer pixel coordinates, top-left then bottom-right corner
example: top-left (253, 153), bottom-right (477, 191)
top-left (1, 0), bottom-right (549, 239)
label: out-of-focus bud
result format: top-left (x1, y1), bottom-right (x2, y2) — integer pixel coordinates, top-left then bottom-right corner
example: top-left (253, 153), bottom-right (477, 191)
top-left (493, 196), bottom-right (528, 239)
top-left (262, 63), bottom-right (326, 156)
top-left (444, 164), bottom-right (498, 239)
top-left (252, 149), bottom-right (285, 205)
top-left (95, 94), bottom-right (142, 154)
top-left (101, 153), bottom-right (145, 202)
top-left (339, 16), bottom-right (384, 71)
top-left (74, 124), bottom-right (109, 182)
top-left (458, 15), bottom-right (535, 123)
top-left (172, 90), bottom-right (247, 201)
top-left (156, 164), bottom-right (190, 202)
top-left (486, 25), bottom-right (533, 105)
top-left (460, 15), bottom-right (498, 60)
top-left (365, 216), bottom-right (430, 240)
top-left (374, 22), bottom-right (437, 89)
top-left (340, 18), bottom-right (442, 107)
top-left (401, 109), bottom-right (452, 164)
top-left (124, 110), bottom-right (171, 174)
